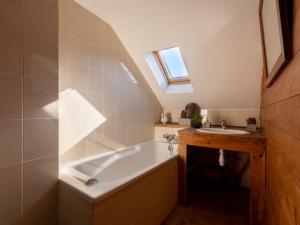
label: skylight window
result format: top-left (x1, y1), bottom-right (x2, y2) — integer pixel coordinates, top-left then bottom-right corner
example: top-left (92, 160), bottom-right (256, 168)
top-left (153, 47), bottom-right (190, 84)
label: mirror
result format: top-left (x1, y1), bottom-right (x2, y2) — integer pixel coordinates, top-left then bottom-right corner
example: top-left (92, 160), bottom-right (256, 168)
top-left (259, 0), bottom-right (293, 87)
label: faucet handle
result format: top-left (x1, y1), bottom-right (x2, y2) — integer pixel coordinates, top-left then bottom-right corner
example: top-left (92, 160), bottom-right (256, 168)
top-left (220, 120), bottom-right (226, 128)
top-left (163, 134), bottom-right (178, 142)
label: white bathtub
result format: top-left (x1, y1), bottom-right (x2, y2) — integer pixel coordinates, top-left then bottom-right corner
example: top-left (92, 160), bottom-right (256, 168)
top-left (59, 141), bottom-right (178, 202)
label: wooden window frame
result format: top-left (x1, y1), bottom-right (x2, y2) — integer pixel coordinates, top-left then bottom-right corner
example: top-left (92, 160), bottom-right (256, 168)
top-left (153, 49), bottom-right (190, 85)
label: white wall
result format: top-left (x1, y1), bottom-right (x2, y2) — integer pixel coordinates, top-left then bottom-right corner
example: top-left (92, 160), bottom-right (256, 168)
top-left (165, 108), bottom-right (260, 127)
top-left (75, 0), bottom-right (263, 112)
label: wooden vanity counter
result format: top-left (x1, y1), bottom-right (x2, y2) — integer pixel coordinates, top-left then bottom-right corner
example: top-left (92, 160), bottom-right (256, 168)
top-left (178, 127), bottom-right (266, 225)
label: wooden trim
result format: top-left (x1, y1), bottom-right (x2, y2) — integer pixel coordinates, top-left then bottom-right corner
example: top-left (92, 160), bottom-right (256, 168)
top-left (259, 0), bottom-right (293, 88)
top-left (154, 123), bottom-right (190, 128)
top-left (264, 53), bottom-right (286, 86)
top-left (259, 0), bottom-right (268, 79)
top-left (250, 152), bottom-right (266, 225)
top-left (178, 143), bottom-right (187, 204)
top-left (153, 51), bottom-right (170, 83)
top-left (153, 50), bottom-right (191, 85)
top-left (168, 78), bottom-right (191, 85)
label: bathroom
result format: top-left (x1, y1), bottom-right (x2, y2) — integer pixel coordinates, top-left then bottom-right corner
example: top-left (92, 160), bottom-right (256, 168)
top-left (0, 0), bottom-right (299, 224)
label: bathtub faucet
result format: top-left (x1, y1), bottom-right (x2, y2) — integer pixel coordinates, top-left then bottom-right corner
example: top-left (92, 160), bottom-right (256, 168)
top-left (163, 134), bottom-right (178, 152)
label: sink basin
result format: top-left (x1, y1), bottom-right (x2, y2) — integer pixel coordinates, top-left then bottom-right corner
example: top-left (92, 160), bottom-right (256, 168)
top-left (197, 128), bottom-right (250, 135)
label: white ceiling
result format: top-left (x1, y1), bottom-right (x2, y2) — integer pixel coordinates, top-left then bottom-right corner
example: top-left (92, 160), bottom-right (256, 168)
top-left (75, 0), bottom-right (263, 109)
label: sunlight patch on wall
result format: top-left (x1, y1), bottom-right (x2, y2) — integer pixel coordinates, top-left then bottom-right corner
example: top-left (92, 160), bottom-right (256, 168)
top-left (53, 89), bottom-right (107, 156)
top-left (121, 62), bottom-right (138, 84)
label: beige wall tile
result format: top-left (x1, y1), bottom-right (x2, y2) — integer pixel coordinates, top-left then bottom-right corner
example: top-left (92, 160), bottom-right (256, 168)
top-left (0, 119), bottom-right (22, 167)
top-left (0, 25), bottom-right (22, 77)
top-left (87, 125), bottom-right (103, 142)
top-left (24, 36), bottom-right (58, 83)
top-left (116, 96), bottom-right (128, 116)
top-left (23, 78), bottom-right (58, 119)
top-left (68, 36), bottom-right (89, 66)
top-left (0, 0), bottom-right (59, 224)
top-left (103, 25), bottom-right (118, 59)
top-left (22, 187), bottom-right (58, 225)
top-left (59, 61), bottom-right (69, 92)
top-left (68, 90), bottom-right (89, 116)
top-left (86, 92), bottom-right (103, 115)
top-left (88, 45), bottom-right (102, 71)
top-left (0, 0), bottom-right (22, 31)
top-left (103, 60), bottom-right (117, 95)
top-left (23, 119), bottom-right (58, 161)
top-left (0, 74), bottom-right (22, 119)
top-left (67, 138), bottom-right (88, 162)
top-left (24, 0), bottom-right (58, 45)
top-left (23, 35), bottom-right (58, 119)
top-left (68, 63), bottom-right (88, 93)
top-left (116, 69), bottom-right (130, 97)
top-left (59, 90), bottom-right (69, 116)
top-left (23, 156), bottom-right (58, 205)
top-left (103, 95), bottom-right (116, 116)
top-left (67, 4), bottom-right (89, 41)
top-left (59, 116), bottom-right (88, 156)
top-left (59, 32), bottom-right (68, 63)
top-left (103, 116), bottom-right (116, 138)
top-left (114, 116), bottom-right (128, 146)
top-left (86, 139), bottom-right (110, 157)
top-left (88, 69), bottom-right (103, 94)
top-left (0, 164), bottom-right (22, 215)
top-left (88, 15), bottom-right (104, 47)
top-left (0, 207), bottom-right (21, 225)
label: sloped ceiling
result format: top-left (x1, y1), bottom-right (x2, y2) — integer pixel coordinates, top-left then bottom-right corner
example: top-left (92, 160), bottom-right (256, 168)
top-left (75, 0), bottom-right (263, 109)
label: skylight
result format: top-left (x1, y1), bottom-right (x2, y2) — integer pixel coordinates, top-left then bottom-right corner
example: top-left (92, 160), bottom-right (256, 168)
top-left (154, 47), bottom-right (190, 84)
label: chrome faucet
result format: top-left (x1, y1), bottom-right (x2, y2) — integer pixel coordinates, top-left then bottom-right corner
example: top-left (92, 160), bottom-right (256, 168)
top-left (220, 120), bottom-right (226, 129)
top-left (163, 134), bottom-right (178, 152)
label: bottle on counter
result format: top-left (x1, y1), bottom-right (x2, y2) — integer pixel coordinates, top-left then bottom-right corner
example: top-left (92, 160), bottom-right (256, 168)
top-left (203, 117), bottom-right (211, 128)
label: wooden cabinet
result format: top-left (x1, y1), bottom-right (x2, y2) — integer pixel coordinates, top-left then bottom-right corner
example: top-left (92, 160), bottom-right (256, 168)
top-left (177, 128), bottom-right (266, 225)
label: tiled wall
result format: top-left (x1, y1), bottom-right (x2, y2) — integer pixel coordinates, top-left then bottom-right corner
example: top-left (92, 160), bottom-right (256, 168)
top-left (59, 0), bottom-right (162, 163)
top-left (0, 0), bottom-right (58, 224)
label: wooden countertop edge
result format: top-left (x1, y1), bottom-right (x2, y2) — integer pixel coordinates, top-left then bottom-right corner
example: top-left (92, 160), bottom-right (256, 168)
top-left (178, 127), bottom-right (266, 153)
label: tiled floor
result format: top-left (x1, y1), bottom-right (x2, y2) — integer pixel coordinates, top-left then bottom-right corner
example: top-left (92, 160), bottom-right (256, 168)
top-left (162, 180), bottom-right (250, 225)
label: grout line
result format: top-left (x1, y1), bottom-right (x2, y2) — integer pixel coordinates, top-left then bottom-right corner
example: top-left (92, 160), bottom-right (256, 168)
top-left (21, 0), bottom-right (24, 218)
top-left (22, 153), bottom-right (58, 164)
top-left (0, 71), bottom-right (22, 78)
top-left (23, 117), bottom-right (59, 120)
top-left (0, 162), bottom-right (22, 170)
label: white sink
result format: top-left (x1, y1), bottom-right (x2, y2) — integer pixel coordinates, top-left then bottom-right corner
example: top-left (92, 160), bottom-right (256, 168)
top-left (197, 128), bottom-right (250, 135)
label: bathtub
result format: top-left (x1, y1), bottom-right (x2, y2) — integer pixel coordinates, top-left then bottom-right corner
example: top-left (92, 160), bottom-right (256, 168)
top-left (59, 141), bottom-right (178, 225)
